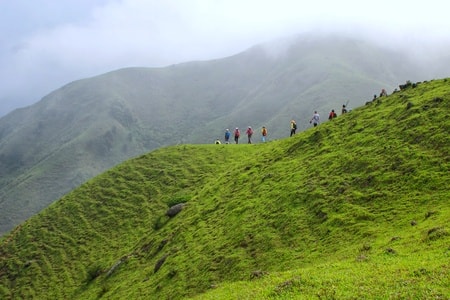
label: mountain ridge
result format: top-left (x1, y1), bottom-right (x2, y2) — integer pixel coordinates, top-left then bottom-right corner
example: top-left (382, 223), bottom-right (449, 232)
top-left (0, 78), bottom-right (448, 298)
top-left (0, 34), bottom-right (442, 235)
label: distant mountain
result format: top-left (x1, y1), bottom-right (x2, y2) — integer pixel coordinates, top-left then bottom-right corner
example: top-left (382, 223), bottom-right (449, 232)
top-left (0, 78), bottom-right (448, 299)
top-left (0, 34), bottom-right (437, 235)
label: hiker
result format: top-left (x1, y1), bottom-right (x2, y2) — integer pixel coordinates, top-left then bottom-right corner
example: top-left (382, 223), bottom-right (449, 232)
top-left (290, 120), bottom-right (297, 137)
top-left (224, 129), bottom-right (231, 144)
top-left (246, 126), bottom-right (253, 144)
top-left (310, 111), bottom-right (320, 127)
top-left (214, 139), bottom-right (221, 144)
top-left (261, 126), bottom-right (268, 142)
top-left (380, 89), bottom-right (387, 97)
top-left (342, 104), bottom-right (348, 114)
top-left (234, 128), bottom-right (240, 144)
top-left (328, 109), bottom-right (337, 120)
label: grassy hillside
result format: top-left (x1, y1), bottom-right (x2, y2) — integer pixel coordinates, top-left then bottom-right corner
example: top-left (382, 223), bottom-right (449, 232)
top-left (1, 78), bottom-right (448, 299)
top-left (0, 35), bottom-right (428, 236)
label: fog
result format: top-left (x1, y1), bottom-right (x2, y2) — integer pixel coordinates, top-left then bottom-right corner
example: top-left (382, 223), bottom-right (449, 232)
top-left (1, 0), bottom-right (449, 116)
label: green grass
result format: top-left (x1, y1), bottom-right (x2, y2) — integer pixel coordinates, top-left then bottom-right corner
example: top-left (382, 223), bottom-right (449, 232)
top-left (0, 79), bottom-right (449, 299)
top-left (1, 35), bottom-right (423, 236)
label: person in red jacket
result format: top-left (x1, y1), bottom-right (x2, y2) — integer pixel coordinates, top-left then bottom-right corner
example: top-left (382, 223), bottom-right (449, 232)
top-left (234, 128), bottom-right (240, 144)
top-left (246, 126), bottom-right (254, 144)
top-left (328, 109), bottom-right (337, 120)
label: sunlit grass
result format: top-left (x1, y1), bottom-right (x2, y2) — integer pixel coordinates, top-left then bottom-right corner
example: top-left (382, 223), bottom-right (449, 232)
top-left (0, 79), bottom-right (449, 299)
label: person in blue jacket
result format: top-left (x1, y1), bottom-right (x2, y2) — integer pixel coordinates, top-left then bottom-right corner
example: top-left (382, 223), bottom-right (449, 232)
top-left (224, 129), bottom-right (231, 144)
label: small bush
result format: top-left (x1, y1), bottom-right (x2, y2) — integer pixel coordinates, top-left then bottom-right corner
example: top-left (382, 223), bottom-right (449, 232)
top-left (425, 227), bottom-right (448, 241)
top-left (166, 194), bottom-right (192, 207)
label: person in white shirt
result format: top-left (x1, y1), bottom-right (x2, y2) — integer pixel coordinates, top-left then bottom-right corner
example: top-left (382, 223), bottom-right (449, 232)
top-left (310, 111), bottom-right (320, 127)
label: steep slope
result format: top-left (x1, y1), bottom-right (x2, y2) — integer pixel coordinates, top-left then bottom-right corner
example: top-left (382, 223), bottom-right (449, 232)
top-left (0, 47), bottom-right (272, 235)
top-left (0, 78), bottom-right (448, 299)
top-left (0, 34), bottom-right (436, 235)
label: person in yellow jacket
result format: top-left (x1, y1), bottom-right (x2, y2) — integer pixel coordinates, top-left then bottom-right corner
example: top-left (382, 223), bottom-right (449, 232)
top-left (261, 126), bottom-right (268, 142)
top-left (290, 120), bottom-right (297, 137)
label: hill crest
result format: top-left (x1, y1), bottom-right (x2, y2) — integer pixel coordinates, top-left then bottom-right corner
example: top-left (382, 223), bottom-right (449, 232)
top-left (1, 34), bottom-right (434, 236)
top-left (0, 78), bottom-right (449, 299)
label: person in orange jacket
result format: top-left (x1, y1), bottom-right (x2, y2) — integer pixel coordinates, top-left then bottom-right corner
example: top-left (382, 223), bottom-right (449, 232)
top-left (261, 126), bottom-right (267, 142)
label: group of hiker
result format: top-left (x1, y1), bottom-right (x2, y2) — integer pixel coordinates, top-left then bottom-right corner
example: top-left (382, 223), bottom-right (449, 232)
top-left (295, 104), bottom-right (347, 131)
top-left (216, 126), bottom-right (267, 144)
top-left (215, 104), bottom-right (349, 144)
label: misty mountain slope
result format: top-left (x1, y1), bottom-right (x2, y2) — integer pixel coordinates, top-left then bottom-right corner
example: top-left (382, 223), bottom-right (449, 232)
top-left (191, 36), bottom-right (421, 139)
top-left (0, 48), bottom-right (276, 235)
top-left (0, 34), bottom-right (435, 235)
top-left (0, 79), bottom-right (448, 299)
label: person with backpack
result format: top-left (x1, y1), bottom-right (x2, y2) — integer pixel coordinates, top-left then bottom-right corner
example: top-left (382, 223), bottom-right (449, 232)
top-left (328, 109), bottom-right (337, 120)
top-left (261, 126), bottom-right (268, 142)
top-left (246, 126), bottom-right (254, 144)
top-left (342, 104), bottom-right (348, 114)
top-left (310, 111), bottom-right (320, 127)
top-left (290, 120), bottom-right (297, 137)
top-left (234, 128), bottom-right (240, 144)
top-left (224, 129), bottom-right (231, 144)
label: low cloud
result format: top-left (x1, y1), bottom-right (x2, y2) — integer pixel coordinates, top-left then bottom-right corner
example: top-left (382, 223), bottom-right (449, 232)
top-left (1, 0), bottom-right (449, 116)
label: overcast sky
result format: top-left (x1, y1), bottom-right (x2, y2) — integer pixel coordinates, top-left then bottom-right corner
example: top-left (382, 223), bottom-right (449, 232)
top-left (1, 0), bottom-right (449, 116)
